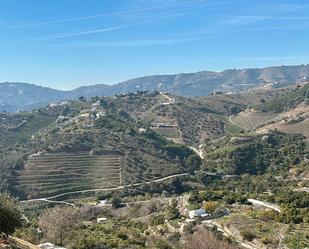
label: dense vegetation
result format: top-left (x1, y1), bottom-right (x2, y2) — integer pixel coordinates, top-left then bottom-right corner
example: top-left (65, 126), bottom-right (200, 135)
top-left (0, 193), bottom-right (22, 235)
top-left (204, 132), bottom-right (306, 175)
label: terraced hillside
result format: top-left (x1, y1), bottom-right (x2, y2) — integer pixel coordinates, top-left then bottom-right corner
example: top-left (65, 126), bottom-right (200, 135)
top-left (14, 152), bottom-right (122, 199)
top-left (1, 103), bottom-right (196, 199)
top-left (230, 110), bottom-right (280, 130)
top-left (106, 90), bottom-right (291, 147)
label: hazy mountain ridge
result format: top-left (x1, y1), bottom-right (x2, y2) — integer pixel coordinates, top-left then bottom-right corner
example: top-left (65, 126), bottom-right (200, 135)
top-left (1, 64), bottom-right (309, 112)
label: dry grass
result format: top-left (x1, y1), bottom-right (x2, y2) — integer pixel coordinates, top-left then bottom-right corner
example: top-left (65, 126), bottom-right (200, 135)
top-left (184, 226), bottom-right (238, 249)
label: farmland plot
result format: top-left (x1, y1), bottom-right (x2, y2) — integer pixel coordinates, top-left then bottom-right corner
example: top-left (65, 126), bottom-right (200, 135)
top-left (14, 153), bottom-right (122, 199)
top-left (230, 111), bottom-right (280, 130)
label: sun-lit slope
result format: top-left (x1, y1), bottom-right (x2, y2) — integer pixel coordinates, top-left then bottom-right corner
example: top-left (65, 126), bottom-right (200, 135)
top-left (107, 89), bottom-right (296, 147)
top-left (253, 83), bottom-right (309, 113)
top-left (229, 110), bottom-right (281, 130)
top-left (106, 92), bottom-right (234, 147)
top-left (203, 132), bottom-right (306, 175)
top-left (7, 103), bottom-right (195, 200)
top-left (14, 153), bottom-right (121, 199)
top-left (257, 114), bottom-right (309, 144)
top-left (229, 83), bottom-right (309, 132)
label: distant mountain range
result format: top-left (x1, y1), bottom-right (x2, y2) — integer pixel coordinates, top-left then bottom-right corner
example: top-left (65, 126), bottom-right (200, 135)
top-left (1, 64), bottom-right (309, 112)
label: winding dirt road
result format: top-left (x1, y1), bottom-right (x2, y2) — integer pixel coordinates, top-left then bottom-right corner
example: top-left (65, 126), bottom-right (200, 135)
top-left (20, 173), bottom-right (189, 205)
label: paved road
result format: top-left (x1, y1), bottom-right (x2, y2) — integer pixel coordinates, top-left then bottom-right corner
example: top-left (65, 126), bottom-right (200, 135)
top-left (20, 173), bottom-right (189, 204)
top-left (247, 198), bottom-right (281, 212)
top-left (20, 198), bottom-right (76, 207)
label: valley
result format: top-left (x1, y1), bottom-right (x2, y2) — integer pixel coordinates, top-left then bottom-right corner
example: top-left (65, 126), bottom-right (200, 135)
top-left (1, 81), bottom-right (309, 249)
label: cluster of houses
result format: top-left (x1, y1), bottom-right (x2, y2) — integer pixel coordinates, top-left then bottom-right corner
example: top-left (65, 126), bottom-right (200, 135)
top-left (80, 100), bottom-right (106, 120)
top-left (56, 100), bottom-right (107, 129)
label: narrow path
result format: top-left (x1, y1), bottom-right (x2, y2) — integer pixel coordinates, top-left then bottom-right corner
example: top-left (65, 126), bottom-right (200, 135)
top-left (228, 115), bottom-right (236, 126)
top-left (159, 92), bottom-right (175, 105)
top-left (20, 173), bottom-right (189, 204)
top-left (188, 146), bottom-right (204, 159)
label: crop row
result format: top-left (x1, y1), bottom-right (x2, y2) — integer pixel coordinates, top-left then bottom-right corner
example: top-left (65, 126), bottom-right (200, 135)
top-left (16, 153), bottom-right (122, 199)
top-left (230, 113), bottom-right (280, 130)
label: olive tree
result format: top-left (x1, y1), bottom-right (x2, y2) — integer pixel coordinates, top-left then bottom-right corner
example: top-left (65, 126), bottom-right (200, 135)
top-left (39, 206), bottom-right (78, 246)
top-left (0, 192), bottom-right (22, 235)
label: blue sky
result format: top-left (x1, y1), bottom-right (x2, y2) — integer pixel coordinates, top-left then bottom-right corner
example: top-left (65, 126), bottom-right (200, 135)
top-left (1, 0), bottom-right (309, 90)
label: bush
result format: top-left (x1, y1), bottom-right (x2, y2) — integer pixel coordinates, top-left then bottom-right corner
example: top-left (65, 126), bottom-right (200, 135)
top-left (241, 230), bottom-right (256, 241)
top-left (111, 197), bottom-right (122, 208)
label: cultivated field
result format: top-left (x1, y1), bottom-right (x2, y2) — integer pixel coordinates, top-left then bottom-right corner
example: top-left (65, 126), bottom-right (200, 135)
top-left (14, 153), bottom-right (122, 199)
top-left (230, 111), bottom-right (280, 130)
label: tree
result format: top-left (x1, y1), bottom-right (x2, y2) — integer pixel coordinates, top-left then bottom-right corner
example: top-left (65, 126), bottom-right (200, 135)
top-left (185, 155), bottom-right (202, 174)
top-left (79, 96), bottom-right (86, 102)
top-left (39, 206), bottom-right (78, 246)
top-left (111, 196), bottom-right (122, 208)
top-left (0, 193), bottom-right (22, 235)
top-left (204, 201), bottom-right (220, 213)
top-left (167, 198), bottom-right (180, 219)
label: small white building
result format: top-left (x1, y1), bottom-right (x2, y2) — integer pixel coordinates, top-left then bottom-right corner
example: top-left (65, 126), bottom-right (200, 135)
top-left (138, 128), bottom-right (147, 134)
top-left (39, 243), bottom-right (66, 249)
top-left (189, 208), bottom-right (206, 219)
top-left (97, 217), bottom-right (108, 224)
top-left (98, 199), bottom-right (108, 206)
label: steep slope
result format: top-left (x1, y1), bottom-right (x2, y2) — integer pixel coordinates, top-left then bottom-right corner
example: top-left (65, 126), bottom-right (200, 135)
top-left (203, 132), bottom-right (306, 175)
top-left (0, 100), bottom-right (196, 200)
top-left (229, 83), bottom-right (309, 145)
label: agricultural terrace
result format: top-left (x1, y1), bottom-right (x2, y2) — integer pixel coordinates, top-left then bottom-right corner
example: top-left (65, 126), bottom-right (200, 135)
top-left (230, 111), bottom-right (280, 130)
top-left (14, 153), bottom-right (121, 199)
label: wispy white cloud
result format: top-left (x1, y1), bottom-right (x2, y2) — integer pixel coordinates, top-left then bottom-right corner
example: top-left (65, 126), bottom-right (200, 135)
top-left (20, 12), bottom-right (186, 42)
top-left (221, 15), bottom-right (270, 26)
top-left (221, 15), bottom-right (309, 27)
top-left (3, 0), bottom-right (206, 29)
top-left (219, 2), bottom-right (309, 27)
top-left (70, 36), bottom-right (207, 47)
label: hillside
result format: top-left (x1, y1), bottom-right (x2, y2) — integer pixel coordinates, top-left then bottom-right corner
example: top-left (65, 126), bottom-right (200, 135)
top-left (1, 85), bottom-right (309, 249)
top-left (0, 100), bottom-right (196, 200)
top-left (103, 88), bottom-right (293, 148)
top-left (0, 83), bottom-right (66, 112)
top-left (229, 83), bottom-right (309, 146)
top-left (1, 64), bottom-right (309, 112)
top-left (203, 132), bottom-right (306, 175)
top-left (1, 84), bottom-right (309, 200)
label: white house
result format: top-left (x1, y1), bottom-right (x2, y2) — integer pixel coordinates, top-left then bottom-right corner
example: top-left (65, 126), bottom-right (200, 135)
top-left (98, 199), bottom-right (108, 206)
top-left (39, 243), bottom-right (66, 249)
top-left (97, 217), bottom-right (108, 224)
top-left (189, 208), bottom-right (206, 219)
